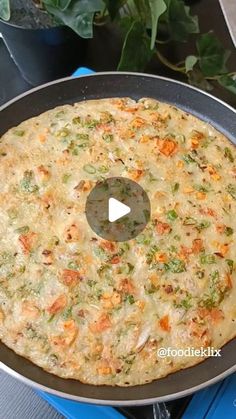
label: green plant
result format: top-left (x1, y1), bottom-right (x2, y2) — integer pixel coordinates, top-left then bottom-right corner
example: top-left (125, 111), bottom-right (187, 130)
top-left (1, 0), bottom-right (235, 95)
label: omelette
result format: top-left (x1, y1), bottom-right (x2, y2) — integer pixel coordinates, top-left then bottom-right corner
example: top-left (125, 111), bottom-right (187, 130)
top-left (0, 97), bottom-right (235, 386)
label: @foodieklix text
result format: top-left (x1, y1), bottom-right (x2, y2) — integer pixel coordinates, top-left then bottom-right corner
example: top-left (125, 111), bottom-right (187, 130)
top-left (157, 346), bottom-right (221, 358)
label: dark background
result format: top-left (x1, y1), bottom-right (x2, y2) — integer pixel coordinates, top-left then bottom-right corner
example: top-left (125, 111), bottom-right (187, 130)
top-left (0, 0), bottom-right (236, 107)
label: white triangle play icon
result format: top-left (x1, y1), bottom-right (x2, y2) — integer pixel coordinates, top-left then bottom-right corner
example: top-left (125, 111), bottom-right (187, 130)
top-left (108, 197), bottom-right (131, 222)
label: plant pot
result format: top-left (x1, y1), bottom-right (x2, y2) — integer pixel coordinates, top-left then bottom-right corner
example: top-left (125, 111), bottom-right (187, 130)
top-left (0, 19), bottom-right (87, 86)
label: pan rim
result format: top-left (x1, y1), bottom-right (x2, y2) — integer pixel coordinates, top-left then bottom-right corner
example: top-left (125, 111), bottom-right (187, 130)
top-left (0, 71), bottom-right (235, 405)
top-left (1, 361), bottom-right (236, 406)
top-left (0, 71), bottom-right (235, 115)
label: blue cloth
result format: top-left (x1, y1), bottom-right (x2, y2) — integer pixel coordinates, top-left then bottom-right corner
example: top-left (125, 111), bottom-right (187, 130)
top-left (72, 67), bottom-right (94, 76)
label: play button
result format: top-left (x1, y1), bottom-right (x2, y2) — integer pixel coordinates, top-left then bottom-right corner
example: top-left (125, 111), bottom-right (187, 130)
top-left (108, 198), bottom-right (131, 222)
top-left (85, 177), bottom-right (151, 242)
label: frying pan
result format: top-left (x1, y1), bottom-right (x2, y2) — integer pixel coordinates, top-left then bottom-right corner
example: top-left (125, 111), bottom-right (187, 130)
top-left (0, 72), bottom-right (236, 406)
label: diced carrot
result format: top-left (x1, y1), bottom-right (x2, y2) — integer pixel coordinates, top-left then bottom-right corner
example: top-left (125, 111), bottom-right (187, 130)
top-left (63, 319), bottom-right (76, 331)
top-left (135, 300), bottom-right (146, 311)
top-left (118, 278), bottom-right (136, 294)
top-left (218, 243), bottom-right (229, 256)
top-left (190, 131), bottom-right (204, 149)
top-left (100, 241), bottom-right (117, 252)
top-left (96, 123), bottom-right (112, 132)
top-left (196, 191), bottom-right (206, 200)
top-left (216, 224), bottom-right (226, 233)
top-left (159, 139), bottom-right (178, 156)
top-left (40, 192), bottom-right (54, 210)
top-left (198, 308), bottom-right (224, 323)
top-left (47, 295), bottom-right (67, 314)
top-left (0, 309), bottom-right (4, 323)
top-left (149, 274), bottom-right (159, 287)
top-left (225, 273), bottom-right (233, 289)
top-left (156, 221), bottom-right (171, 235)
top-left (128, 169), bottom-right (144, 181)
top-left (52, 320), bottom-right (78, 346)
top-left (110, 256), bottom-right (120, 264)
top-left (65, 223), bottom-right (80, 242)
top-left (124, 107), bottom-right (139, 113)
top-left (37, 165), bottom-right (50, 180)
top-left (42, 249), bottom-right (53, 265)
top-left (139, 135), bottom-right (151, 143)
top-left (183, 186), bottom-right (194, 194)
top-left (97, 366), bottom-right (112, 375)
top-left (192, 238), bottom-right (204, 254)
top-left (111, 291), bottom-right (122, 306)
top-left (19, 232), bottom-right (37, 254)
top-left (159, 315), bottom-right (171, 332)
top-left (176, 160), bottom-right (184, 168)
top-left (121, 127), bottom-right (136, 139)
top-left (61, 269), bottom-right (82, 287)
top-left (130, 116), bottom-right (146, 129)
top-left (38, 133), bottom-right (46, 143)
top-left (89, 314), bottom-right (111, 333)
top-left (101, 292), bottom-right (121, 308)
top-left (207, 165), bottom-right (221, 181)
top-left (207, 208), bottom-right (217, 217)
top-left (155, 252), bottom-right (168, 263)
top-left (22, 301), bottom-right (39, 319)
top-left (178, 245), bottom-right (192, 260)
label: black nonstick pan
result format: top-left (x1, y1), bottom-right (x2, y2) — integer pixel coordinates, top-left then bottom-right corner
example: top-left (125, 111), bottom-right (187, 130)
top-left (0, 72), bottom-right (236, 406)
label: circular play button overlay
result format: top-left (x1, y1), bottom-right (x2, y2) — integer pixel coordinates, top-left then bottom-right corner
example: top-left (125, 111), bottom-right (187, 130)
top-left (85, 177), bottom-right (151, 242)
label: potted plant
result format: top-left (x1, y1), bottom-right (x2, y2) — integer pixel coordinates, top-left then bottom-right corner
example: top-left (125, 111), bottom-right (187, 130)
top-left (1, 0), bottom-right (235, 96)
top-left (0, 0), bottom-right (89, 85)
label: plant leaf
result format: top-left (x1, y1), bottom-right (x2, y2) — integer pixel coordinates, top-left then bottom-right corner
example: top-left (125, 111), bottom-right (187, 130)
top-left (104, 0), bottom-right (127, 20)
top-left (185, 55), bottom-right (198, 72)
top-left (117, 20), bottom-right (154, 71)
top-left (44, 0), bottom-right (104, 38)
top-left (197, 32), bottom-right (231, 77)
top-left (163, 0), bottom-right (199, 42)
top-left (58, 0), bottom-right (72, 10)
top-left (148, 0), bottom-right (167, 49)
top-left (218, 75), bottom-right (236, 95)
top-left (188, 69), bottom-right (213, 91)
top-left (0, 0), bottom-right (10, 21)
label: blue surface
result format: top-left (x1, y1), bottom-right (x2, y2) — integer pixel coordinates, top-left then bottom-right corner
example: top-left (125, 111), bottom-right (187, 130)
top-left (38, 66), bottom-right (235, 419)
top-left (38, 391), bottom-right (125, 419)
top-left (182, 374), bottom-right (236, 419)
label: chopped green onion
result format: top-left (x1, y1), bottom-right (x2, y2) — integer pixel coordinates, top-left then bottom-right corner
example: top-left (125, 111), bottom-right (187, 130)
top-left (83, 164), bottom-right (96, 174)
top-left (15, 226), bottom-right (29, 234)
top-left (72, 116), bottom-right (81, 124)
top-left (226, 259), bottom-right (234, 274)
top-left (226, 184), bottom-right (236, 200)
top-left (200, 254), bottom-right (216, 264)
top-left (67, 261), bottom-right (79, 270)
top-left (62, 173), bottom-right (71, 184)
top-left (167, 209), bottom-right (178, 221)
top-left (171, 183), bottom-right (179, 193)
top-left (224, 147), bottom-right (234, 163)
top-left (196, 220), bottom-right (211, 231)
top-left (164, 259), bottom-right (186, 273)
top-left (182, 154), bottom-right (196, 164)
top-left (125, 294), bottom-right (135, 304)
top-left (14, 129), bottom-right (25, 137)
top-left (102, 133), bottom-right (114, 143)
top-left (98, 165), bottom-right (109, 173)
top-left (56, 127), bottom-right (70, 138)
top-left (176, 134), bottom-right (185, 143)
top-left (225, 226), bottom-right (234, 236)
